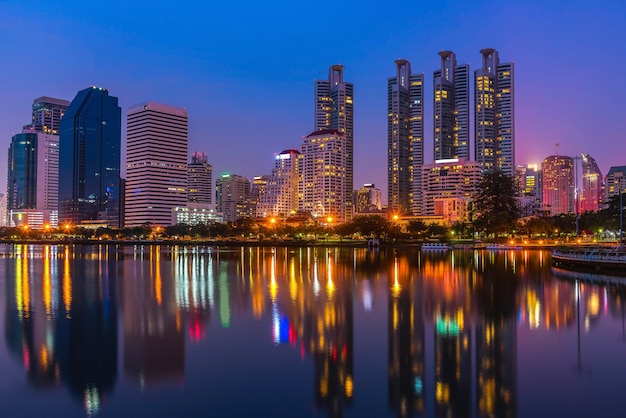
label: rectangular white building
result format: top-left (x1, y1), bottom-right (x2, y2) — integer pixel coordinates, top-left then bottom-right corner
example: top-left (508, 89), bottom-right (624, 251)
top-left (125, 102), bottom-right (188, 227)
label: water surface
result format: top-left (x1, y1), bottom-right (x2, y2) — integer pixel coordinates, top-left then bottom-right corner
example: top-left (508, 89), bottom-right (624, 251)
top-left (1, 244), bottom-right (625, 418)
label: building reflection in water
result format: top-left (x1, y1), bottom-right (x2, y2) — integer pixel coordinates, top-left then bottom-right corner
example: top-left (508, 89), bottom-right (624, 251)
top-left (3, 244), bottom-right (626, 417)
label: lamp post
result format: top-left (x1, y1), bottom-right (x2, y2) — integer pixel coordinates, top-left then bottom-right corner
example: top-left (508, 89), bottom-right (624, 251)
top-left (616, 172), bottom-right (624, 248)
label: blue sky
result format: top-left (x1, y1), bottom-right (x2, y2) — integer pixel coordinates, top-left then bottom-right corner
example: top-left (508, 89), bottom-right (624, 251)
top-left (1, 0), bottom-right (625, 203)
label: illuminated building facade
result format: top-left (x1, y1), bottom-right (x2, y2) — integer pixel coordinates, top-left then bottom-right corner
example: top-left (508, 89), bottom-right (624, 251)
top-left (256, 149), bottom-right (299, 218)
top-left (388, 60), bottom-right (424, 214)
top-left (125, 102), bottom-right (188, 227)
top-left (515, 164), bottom-right (543, 216)
top-left (7, 131), bottom-right (59, 228)
top-left (542, 155), bottom-right (575, 215)
top-left (420, 158), bottom-right (481, 222)
top-left (59, 87), bottom-right (121, 228)
top-left (172, 205), bottom-right (223, 225)
top-left (188, 152), bottom-right (212, 205)
top-left (23, 96), bottom-right (69, 134)
top-left (605, 165), bottom-right (626, 204)
top-left (580, 153), bottom-right (603, 213)
top-left (474, 49), bottom-right (515, 176)
top-left (315, 65), bottom-right (354, 220)
top-left (433, 51), bottom-right (470, 161)
top-left (215, 173), bottom-right (252, 222)
top-left (298, 130), bottom-right (346, 222)
top-left (355, 183), bottom-right (382, 213)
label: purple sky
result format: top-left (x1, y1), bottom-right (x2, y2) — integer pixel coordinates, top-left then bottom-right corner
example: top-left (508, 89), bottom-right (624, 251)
top-left (1, 0), bottom-right (625, 204)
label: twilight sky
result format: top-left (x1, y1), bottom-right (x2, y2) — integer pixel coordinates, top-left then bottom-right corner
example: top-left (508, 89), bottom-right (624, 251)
top-left (1, 0), bottom-right (625, 204)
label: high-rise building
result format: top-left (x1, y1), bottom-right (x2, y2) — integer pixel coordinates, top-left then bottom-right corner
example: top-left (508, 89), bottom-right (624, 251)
top-left (6, 131), bottom-right (59, 228)
top-left (188, 152), bottom-right (212, 205)
top-left (580, 152), bottom-right (603, 213)
top-left (474, 49), bottom-right (515, 176)
top-left (59, 87), bottom-right (121, 227)
top-left (23, 96), bottom-right (69, 134)
top-left (542, 155), bottom-right (575, 215)
top-left (604, 165), bottom-right (626, 204)
top-left (433, 51), bottom-right (470, 161)
top-left (0, 194), bottom-right (6, 227)
top-left (299, 130), bottom-right (346, 222)
top-left (256, 149), bottom-right (300, 218)
top-left (355, 184), bottom-right (382, 213)
top-left (315, 65), bottom-right (354, 220)
top-left (515, 164), bottom-right (543, 216)
top-left (215, 173), bottom-right (252, 223)
top-left (125, 102), bottom-right (188, 227)
top-left (388, 59), bottom-right (424, 214)
top-left (421, 158), bottom-right (482, 224)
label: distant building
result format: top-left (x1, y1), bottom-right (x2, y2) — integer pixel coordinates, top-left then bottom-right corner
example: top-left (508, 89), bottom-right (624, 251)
top-left (433, 51), bottom-right (470, 161)
top-left (474, 49), bottom-right (515, 176)
top-left (172, 204), bottom-right (223, 225)
top-left (355, 184), bottom-right (382, 213)
top-left (542, 155), bottom-right (575, 215)
top-left (188, 152), bottom-right (212, 205)
top-left (421, 158), bottom-right (481, 224)
top-left (0, 194), bottom-right (6, 227)
top-left (388, 59), bottom-right (424, 214)
top-left (315, 65), bottom-right (354, 221)
top-left (514, 164), bottom-right (544, 216)
top-left (256, 149), bottom-right (299, 218)
top-left (604, 165), bottom-right (626, 204)
top-left (215, 173), bottom-right (252, 222)
top-left (7, 131), bottom-right (59, 228)
top-left (59, 87), bottom-right (121, 228)
top-left (23, 96), bottom-right (69, 134)
top-left (125, 102), bottom-right (188, 227)
top-left (298, 130), bottom-right (346, 222)
top-left (580, 152), bottom-right (603, 213)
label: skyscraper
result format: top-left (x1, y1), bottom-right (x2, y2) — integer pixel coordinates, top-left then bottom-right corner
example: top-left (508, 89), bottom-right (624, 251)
top-left (215, 173), bottom-right (252, 223)
top-left (59, 87), bottom-right (121, 227)
top-left (188, 152), bottom-right (212, 205)
top-left (256, 149), bottom-right (299, 218)
top-left (580, 152), bottom-right (603, 213)
top-left (605, 166), bottom-right (626, 203)
top-left (433, 51), bottom-right (470, 161)
top-left (125, 102), bottom-right (188, 227)
top-left (355, 184), bottom-right (382, 213)
top-left (388, 59), bottom-right (424, 214)
top-left (23, 96), bottom-right (69, 134)
top-left (6, 131), bottom-right (59, 227)
top-left (298, 130), bottom-right (346, 222)
top-left (474, 49), bottom-right (515, 176)
top-left (542, 155), bottom-right (575, 215)
top-left (315, 65), bottom-right (354, 220)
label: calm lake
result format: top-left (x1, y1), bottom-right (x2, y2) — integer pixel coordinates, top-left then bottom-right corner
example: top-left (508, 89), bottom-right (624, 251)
top-left (1, 244), bottom-right (625, 418)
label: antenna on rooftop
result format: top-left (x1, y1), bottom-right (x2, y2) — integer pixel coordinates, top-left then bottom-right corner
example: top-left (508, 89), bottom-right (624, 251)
top-left (555, 143), bottom-right (560, 156)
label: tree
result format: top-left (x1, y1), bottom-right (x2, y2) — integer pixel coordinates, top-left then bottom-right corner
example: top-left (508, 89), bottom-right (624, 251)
top-left (471, 170), bottom-right (521, 242)
top-left (407, 219), bottom-right (429, 236)
top-left (352, 215), bottom-right (390, 238)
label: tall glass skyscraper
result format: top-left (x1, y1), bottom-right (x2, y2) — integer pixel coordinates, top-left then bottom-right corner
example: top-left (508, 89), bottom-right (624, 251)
top-left (581, 152), bottom-right (603, 213)
top-left (388, 59), bottom-right (424, 214)
top-left (59, 87), bottom-right (121, 227)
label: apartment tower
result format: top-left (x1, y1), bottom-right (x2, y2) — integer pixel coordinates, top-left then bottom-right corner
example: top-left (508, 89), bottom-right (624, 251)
top-left (433, 51), bottom-right (470, 161)
top-left (388, 59), bottom-right (424, 214)
top-left (125, 102), bottom-right (188, 227)
top-left (315, 65), bottom-right (354, 220)
top-left (474, 48), bottom-right (515, 176)
top-left (298, 130), bottom-right (346, 222)
top-left (188, 152), bottom-right (213, 205)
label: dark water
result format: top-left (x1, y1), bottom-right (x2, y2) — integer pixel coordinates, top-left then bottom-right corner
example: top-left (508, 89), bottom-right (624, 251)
top-left (1, 244), bottom-right (625, 418)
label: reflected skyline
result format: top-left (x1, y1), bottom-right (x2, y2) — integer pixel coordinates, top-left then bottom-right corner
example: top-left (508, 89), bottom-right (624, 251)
top-left (1, 244), bottom-right (623, 417)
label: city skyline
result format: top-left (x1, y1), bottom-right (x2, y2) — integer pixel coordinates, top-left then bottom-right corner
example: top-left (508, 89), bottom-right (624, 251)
top-left (1, 1), bottom-right (625, 205)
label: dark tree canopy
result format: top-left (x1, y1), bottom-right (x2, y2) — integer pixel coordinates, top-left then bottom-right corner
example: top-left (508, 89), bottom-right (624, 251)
top-left (472, 170), bottom-right (521, 241)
